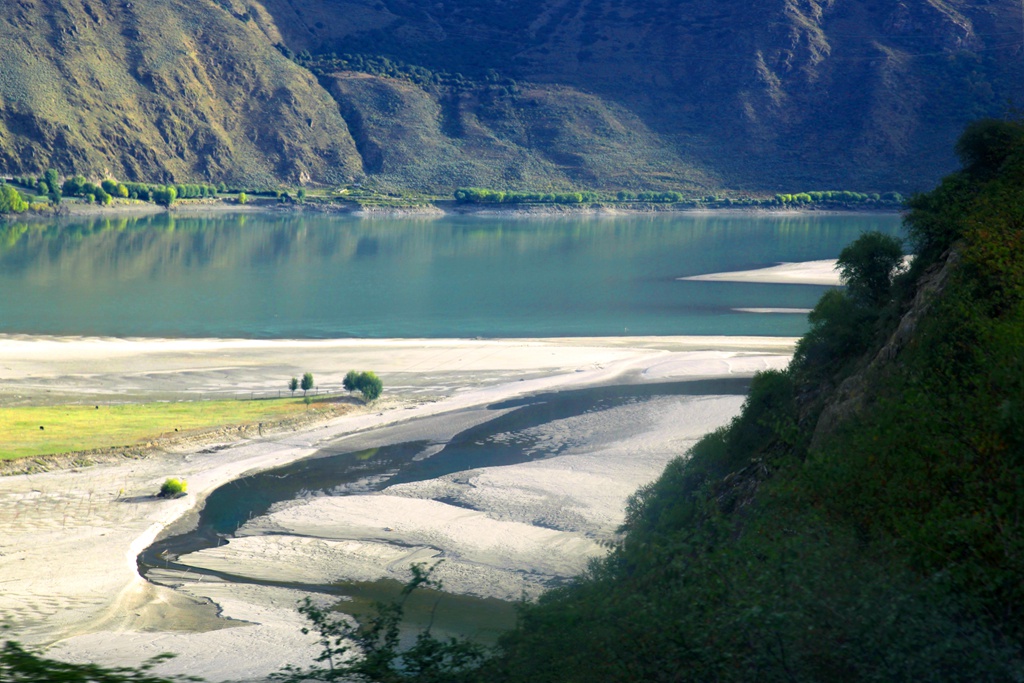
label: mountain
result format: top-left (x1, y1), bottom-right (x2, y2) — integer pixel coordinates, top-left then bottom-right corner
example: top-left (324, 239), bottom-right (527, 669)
top-left (1, 0), bottom-right (1022, 192)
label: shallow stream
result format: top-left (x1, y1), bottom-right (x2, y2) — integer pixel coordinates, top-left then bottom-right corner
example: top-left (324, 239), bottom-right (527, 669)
top-left (139, 378), bottom-right (749, 643)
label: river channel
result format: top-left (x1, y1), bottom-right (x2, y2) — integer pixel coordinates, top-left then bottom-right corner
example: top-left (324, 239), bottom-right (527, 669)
top-left (140, 378), bottom-right (750, 644)
top-left (0, 211), bottom-right (901, 338)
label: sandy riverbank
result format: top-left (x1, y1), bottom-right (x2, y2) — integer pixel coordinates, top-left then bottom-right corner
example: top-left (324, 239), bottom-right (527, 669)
top-left (0, 335), bottom-right (795, 681)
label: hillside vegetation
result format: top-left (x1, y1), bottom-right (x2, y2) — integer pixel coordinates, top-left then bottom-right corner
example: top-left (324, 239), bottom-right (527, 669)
top-left (1, 0), bottom-right (1022, 192)
top-left (476, 118), bottom-right (1024, 681)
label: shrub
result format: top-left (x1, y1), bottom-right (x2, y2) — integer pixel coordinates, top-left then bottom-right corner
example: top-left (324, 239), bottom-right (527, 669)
top-left (357, 371), bottom-right (383, 401)
top-left (344, 370), bottom-right (384, 401)
top-left (159, 477), bottom-right (188, 498)
top-left (0, 184), bottom-right (28, 213)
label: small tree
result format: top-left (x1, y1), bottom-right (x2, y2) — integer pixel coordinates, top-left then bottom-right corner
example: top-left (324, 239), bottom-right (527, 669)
top-left (43, 168), bottom-right (59, 191)
top-left (301, 372), bottom-right (314, 396)
top-left (357, 371), bottom-right (383, 402)
top-left (0, 184), bottom-right (28, 214)
top-left (289, 376), bottom-right (299, 396)
top-left (343, 370), bottom-right (360, 393)
top-left (237, 192), bottom-right (247, 204)
top-left (45, 169), bottom-right (62, 204)
top-left (837, 231), bottom-right (905, 306)
top-left (345, 370), bottom-right (383, 402)
top-left (62, 175), bottom-right (85, 196)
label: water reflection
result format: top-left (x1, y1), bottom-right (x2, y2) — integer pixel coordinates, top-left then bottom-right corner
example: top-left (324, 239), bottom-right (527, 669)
top-left (0, 212), bottom-right (903, 338)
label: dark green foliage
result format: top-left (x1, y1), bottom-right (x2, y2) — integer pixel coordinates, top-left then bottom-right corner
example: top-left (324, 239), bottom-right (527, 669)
top-left (288, 376), bottom-right (299, 395)
top-left (837, 231), bottom-right (905, 306)
top-left (44, 169), bottom-right (61, 204)
top-left (480, 120), bottom-right (1024, 682)
top-left (357, 372), bottom-right (383, 402)
top-left (274, 564), bottom-right (485, 683)
top-left (300, 372), bottom-right (314, 395)
top-left (906, 119), bottom-right (1024, 263)
top-left (345, 370), bottom-right (383, 401)
top-left (343, 370), bottom-right (359, 393)
top-left (792, 289), bottom-right (875, 379)
top-left (0, 639), bottom-right (195, 682)
top-left (954, 118), bottom-right (1024, 181)
top-left (61, 176), bottom-right (86, 197)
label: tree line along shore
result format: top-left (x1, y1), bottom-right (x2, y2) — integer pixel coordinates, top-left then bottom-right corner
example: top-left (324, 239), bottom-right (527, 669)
top-left (0, 170), bottom-right (907, 216)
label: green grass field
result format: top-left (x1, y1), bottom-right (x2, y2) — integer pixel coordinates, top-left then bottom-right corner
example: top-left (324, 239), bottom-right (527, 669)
top-left (0, 398), bottom-right (342, 460)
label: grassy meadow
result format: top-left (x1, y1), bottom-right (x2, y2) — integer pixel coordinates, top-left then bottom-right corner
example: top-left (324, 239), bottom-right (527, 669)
top-left (0, 397), bottom-right (345, 460)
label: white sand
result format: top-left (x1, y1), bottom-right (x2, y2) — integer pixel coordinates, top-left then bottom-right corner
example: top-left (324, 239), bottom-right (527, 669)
top-left (0, 335), bottom-right (793, 681)
top-left (680, 259), bottom-right (842, 285)
top-left (683, 256), bottom-right (913, 287)
top-left (733, 307), bottom-right (813, 314)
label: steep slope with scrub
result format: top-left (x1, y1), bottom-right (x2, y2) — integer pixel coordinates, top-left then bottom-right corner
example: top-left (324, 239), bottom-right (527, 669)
top-left (479, 118), bottom-right (1024, 681)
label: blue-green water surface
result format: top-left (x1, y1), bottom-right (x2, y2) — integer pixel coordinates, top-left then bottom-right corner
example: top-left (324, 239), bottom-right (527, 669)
top-left (0, 212), bottom-right (903, 338)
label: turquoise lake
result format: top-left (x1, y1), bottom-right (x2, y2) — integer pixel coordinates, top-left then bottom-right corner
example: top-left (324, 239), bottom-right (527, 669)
top-left (0, 211), bottom-right (903, 338)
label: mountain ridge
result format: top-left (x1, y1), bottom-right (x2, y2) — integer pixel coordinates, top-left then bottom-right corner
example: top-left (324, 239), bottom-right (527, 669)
top-left (1, 0), bottom-right (1021, 192)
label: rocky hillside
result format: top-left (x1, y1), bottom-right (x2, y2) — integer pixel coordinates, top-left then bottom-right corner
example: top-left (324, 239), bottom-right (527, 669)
top-left (1, 0), bottom-right (1021, 192)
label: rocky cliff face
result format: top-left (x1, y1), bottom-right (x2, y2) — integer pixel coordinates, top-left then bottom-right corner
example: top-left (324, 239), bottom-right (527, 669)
top-left (1, 0), bottom-right (1020, 190)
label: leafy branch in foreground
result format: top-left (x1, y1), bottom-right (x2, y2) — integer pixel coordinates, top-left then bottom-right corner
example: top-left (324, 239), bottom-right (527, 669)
top-left (273, 563), bottom-right (485, 683)
top-left (0, 639), bottom-right (199, 682)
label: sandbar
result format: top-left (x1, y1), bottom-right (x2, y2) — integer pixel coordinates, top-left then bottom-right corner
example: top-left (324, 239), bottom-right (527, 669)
top-left (680, 259), bottom-right (842, 285)
top-left (0, 335), bottom-right (794, 681)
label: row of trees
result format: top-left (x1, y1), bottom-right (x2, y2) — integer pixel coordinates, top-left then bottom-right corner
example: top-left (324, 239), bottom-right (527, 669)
top-left (4, 169), bottom-right (256, 210)
top-left (60, 177), bottom-right (224, 207)
top-left (8, 169), bottom-right (62, 205)
top-left (1, 168), bottom-right (287, 212)
top-left (775, 190), bottom-right (904, 204)
top-left (286, 370), bottom-right (383, 402)
top-left (453, 187), bottom-right (907, 207)
top-left (288, 372), bottom-right (316, 397)
top-left (454, 188), bottom-right (604, 204)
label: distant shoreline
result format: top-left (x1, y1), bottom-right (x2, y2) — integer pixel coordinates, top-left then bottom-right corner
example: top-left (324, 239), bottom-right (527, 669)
top-left (3, 197), bottom-right (905, 221)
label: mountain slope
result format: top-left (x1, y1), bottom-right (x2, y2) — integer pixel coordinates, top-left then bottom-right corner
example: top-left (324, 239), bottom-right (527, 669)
top-left (0, 0), bottom-right (363, 186)
top-left (1, 0), bottom-right (1022, 191)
